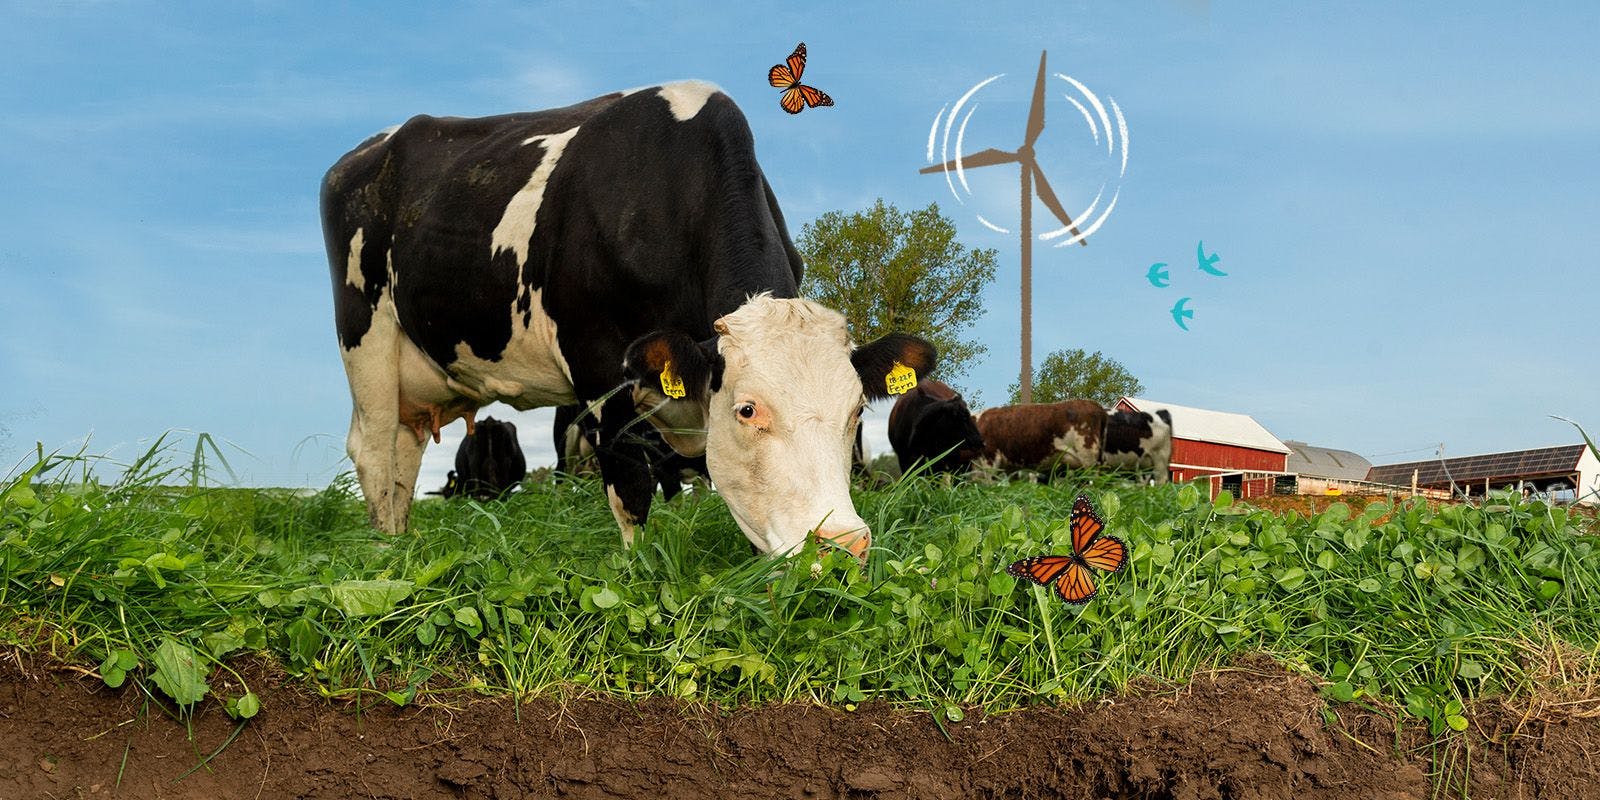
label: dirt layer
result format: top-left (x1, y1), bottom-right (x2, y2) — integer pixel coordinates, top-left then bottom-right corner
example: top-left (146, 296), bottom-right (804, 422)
top-left (2, 655), bottom-right (1597, 800)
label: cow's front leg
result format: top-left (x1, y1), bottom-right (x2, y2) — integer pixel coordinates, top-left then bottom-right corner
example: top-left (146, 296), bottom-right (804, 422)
top-left (594, 393), bottom-right (657, 547)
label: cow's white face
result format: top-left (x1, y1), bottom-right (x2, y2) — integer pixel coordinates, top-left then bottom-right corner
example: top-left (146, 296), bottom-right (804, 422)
top-left (625, 295), bottom-right (935, 558)
top-left (706, 299), bottom-right (868, 555)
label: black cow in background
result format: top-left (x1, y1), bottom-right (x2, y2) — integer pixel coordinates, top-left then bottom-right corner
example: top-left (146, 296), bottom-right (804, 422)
top-left (553, 404), bottom-right (706, 501)
top-left (886, 379), bottom-right (985, 475)
top-left (443, 417), bottom-right (527, 500)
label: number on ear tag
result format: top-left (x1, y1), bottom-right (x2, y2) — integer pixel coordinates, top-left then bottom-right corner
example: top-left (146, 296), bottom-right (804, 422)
top-left (885, 362), bottom-right (917, 396)
top-left (660, 362), bottom-right (686, 399)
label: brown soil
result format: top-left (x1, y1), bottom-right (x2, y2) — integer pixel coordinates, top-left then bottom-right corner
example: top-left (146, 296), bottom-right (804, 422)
top-left (1243, 494), bottom-right (1599, 529)
top-left (1241, 493), bottom-right (1436, 520)
top-left (2, 653), bottom-right (1597, 799)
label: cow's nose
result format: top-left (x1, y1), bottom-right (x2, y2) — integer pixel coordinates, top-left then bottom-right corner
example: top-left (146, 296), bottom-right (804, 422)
top-left (816, 523), bottom-right (871, 560)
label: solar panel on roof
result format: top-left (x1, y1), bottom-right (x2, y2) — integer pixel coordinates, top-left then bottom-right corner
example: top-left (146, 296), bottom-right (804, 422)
top-left (1367, 445), bottom-right (1586, 487)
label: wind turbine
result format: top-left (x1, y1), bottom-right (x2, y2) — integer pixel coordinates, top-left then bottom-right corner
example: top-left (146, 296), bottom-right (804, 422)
top-left (921, 51), bottom-right (1085, 405)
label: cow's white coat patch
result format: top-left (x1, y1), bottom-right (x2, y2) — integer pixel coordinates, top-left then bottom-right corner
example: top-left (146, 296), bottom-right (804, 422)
top-left (492, 126), bottom-right (581, 270)
top-left (656, 80), bottom-right (721, 121)
top-left (452, 126), bottom-right (586, 410)
top-left (1100, 413), bottom-right (1173, 481)
top-left (341, 278), bottom-right (429, 532)
top-left (351, 124), bottom-right (401, 157)
top-left (344, 228), bottom-right (366, 291)
top-left (607, 484), bottom-right (637, 545)
top-left (443, 287), bottom-right (576, 410)
top-left (1052, 430), bottom-right (1096, 468)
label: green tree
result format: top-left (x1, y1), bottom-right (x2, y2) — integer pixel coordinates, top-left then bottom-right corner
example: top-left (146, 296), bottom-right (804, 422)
top-left (1006, 349), bottom-right (1143, 406)
top-left (797, 199), bottom-right (997, 382)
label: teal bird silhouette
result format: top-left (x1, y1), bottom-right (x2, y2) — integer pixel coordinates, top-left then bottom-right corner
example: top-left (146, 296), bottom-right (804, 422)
top-left (1170, 297), bottom-right (1194, 330)
top-left (1197, 241), bottom-right (1226, 276)
top-left (1146, 262), bottom-right (1170, 287)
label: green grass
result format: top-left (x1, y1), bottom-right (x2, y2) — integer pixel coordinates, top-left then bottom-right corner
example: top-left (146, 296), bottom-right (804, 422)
top-left (3, 439), bottom-right (1598, 732)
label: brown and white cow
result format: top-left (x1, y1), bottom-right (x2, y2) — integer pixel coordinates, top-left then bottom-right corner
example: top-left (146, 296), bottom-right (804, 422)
top-left (974, 400), bottom-right (1108, 478)
top-left (321, 82), bottom-right (934, 556)
top-left (1100, 409), bottom-right (1173, 483)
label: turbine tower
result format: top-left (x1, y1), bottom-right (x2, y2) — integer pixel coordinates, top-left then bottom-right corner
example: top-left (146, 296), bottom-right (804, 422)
top-left (921, 51), bottom-right (1085, 404)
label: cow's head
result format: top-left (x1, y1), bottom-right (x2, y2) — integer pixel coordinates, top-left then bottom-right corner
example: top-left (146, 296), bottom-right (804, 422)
top-left (913, 396), bottom-right (986, 472)
top-left (624, 296), bottom-right (935, 557)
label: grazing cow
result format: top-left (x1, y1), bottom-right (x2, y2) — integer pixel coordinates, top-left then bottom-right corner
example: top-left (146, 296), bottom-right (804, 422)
top-left (974, 400), bottom-right (1108, 479)
top-left (1100, 409), bottom-right (1173, 483)
top-left (322, 81), bottom-right (934, 556)
top-left (553, 403), bottom-right (706, 500)
top-left (448, 416), bottom-right (527, 499)
top-left (886, 379), bottom-right (985, 475)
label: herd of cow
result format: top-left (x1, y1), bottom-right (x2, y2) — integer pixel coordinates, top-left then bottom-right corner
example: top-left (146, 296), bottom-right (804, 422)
top-left (322, 80), bottom-right (1169, 558)
top-left (889, 381), bottom-right (1173, 481)
top-left (435, 382), bottom-right (1173, 504)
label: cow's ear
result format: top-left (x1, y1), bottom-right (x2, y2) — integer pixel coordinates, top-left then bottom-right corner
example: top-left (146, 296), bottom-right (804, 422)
top-left (852, 334), bottom-right (937, 401)
top-left (623, 330), bottom-right (722, 402)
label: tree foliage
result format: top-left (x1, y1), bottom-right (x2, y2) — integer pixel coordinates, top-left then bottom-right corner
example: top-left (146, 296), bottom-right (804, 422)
top-left (1007, 349), bottom-right (1144, 407)
top-left (797, 200), bottom-right (997, 381)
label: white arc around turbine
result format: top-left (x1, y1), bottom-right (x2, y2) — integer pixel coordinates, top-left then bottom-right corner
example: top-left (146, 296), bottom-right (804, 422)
top-left (920, 51), bottom-right (1085, 404)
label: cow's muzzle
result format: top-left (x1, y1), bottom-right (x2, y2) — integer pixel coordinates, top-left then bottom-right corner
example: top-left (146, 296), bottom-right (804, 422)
top-left (815, 523), bottom-right (871, 561)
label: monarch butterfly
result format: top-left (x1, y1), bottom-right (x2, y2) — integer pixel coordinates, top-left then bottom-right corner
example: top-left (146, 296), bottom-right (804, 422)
top-left (1006, 495), bottom-right (1128, 605)
top-left (768, 42), bottom-right (834, 114)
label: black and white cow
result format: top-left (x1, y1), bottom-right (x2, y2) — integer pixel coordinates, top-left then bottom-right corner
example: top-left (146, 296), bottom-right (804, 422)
top-left (552, 403), bottom-right (706, 501)
top-left (322, 81), bottom-right (934, 556)
top-left (1099, 409), bottom-right (1173, 483)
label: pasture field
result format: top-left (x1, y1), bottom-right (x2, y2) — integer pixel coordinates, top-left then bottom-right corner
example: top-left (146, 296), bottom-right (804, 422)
top-left (3, 444), bottom-right (1600, 797)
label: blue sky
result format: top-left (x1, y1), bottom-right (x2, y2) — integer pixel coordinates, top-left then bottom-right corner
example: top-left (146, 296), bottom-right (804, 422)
top-left (2, 1), bottom-right (1596, 490)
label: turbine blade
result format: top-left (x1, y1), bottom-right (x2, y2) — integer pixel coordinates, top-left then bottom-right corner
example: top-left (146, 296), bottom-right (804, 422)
top-left (1024, 50), bottom-right (1048, 147)
top-left (1032, 163), bottom-right (1087, 245)
top-left (918, 148), bottom-right (1019, 174)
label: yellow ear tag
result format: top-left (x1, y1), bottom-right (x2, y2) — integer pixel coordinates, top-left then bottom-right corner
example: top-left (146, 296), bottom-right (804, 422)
top-left (885, 361), bottom-right (917, 396)
top-left (659, 361), bottom-right (686, 399)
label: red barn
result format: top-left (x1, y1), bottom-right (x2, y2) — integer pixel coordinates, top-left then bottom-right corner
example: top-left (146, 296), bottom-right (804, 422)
top-left (1116, 397), bottom-right (1290, 500)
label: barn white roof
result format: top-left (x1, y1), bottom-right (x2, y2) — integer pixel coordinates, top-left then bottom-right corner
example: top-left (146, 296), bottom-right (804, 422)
top-left (1119, 397), bottom-right (1290, 454)
top-left (1284, 440), bottom-right (1373, 480)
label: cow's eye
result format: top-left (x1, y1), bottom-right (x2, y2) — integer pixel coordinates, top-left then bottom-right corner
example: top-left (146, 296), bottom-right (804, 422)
top-left (736, 402), bottom-right (757, 420)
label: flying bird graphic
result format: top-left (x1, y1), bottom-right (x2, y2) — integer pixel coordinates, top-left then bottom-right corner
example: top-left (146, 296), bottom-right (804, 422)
top-left (1170, 297), bottom-right (1194, 330)
top-left (1197, 241), bottom-right (1226, 276)
top-left (1146, 262), bottom-right (1170, 288)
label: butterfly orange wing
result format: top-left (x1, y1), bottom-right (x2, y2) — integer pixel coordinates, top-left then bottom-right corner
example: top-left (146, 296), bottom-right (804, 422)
top-left (1069, 495), bottom-right (1106, 555)
top-left (768, 63), bottom-right (796, 89)
top-left (786, 43), bottom-right (807, 82)
top-left (779, 86), bottom-right (806, 114)
top-left (1079, 535), bottom-right (1128, 573)
top-left (1053, 561), bottom-right (1100, 604)
top-left (797, 84), bottom-right (833, 108)
top-left (769, 42), bottom-right (806, 88)
top-left (1006, 554), bottom-right (1074, 587)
